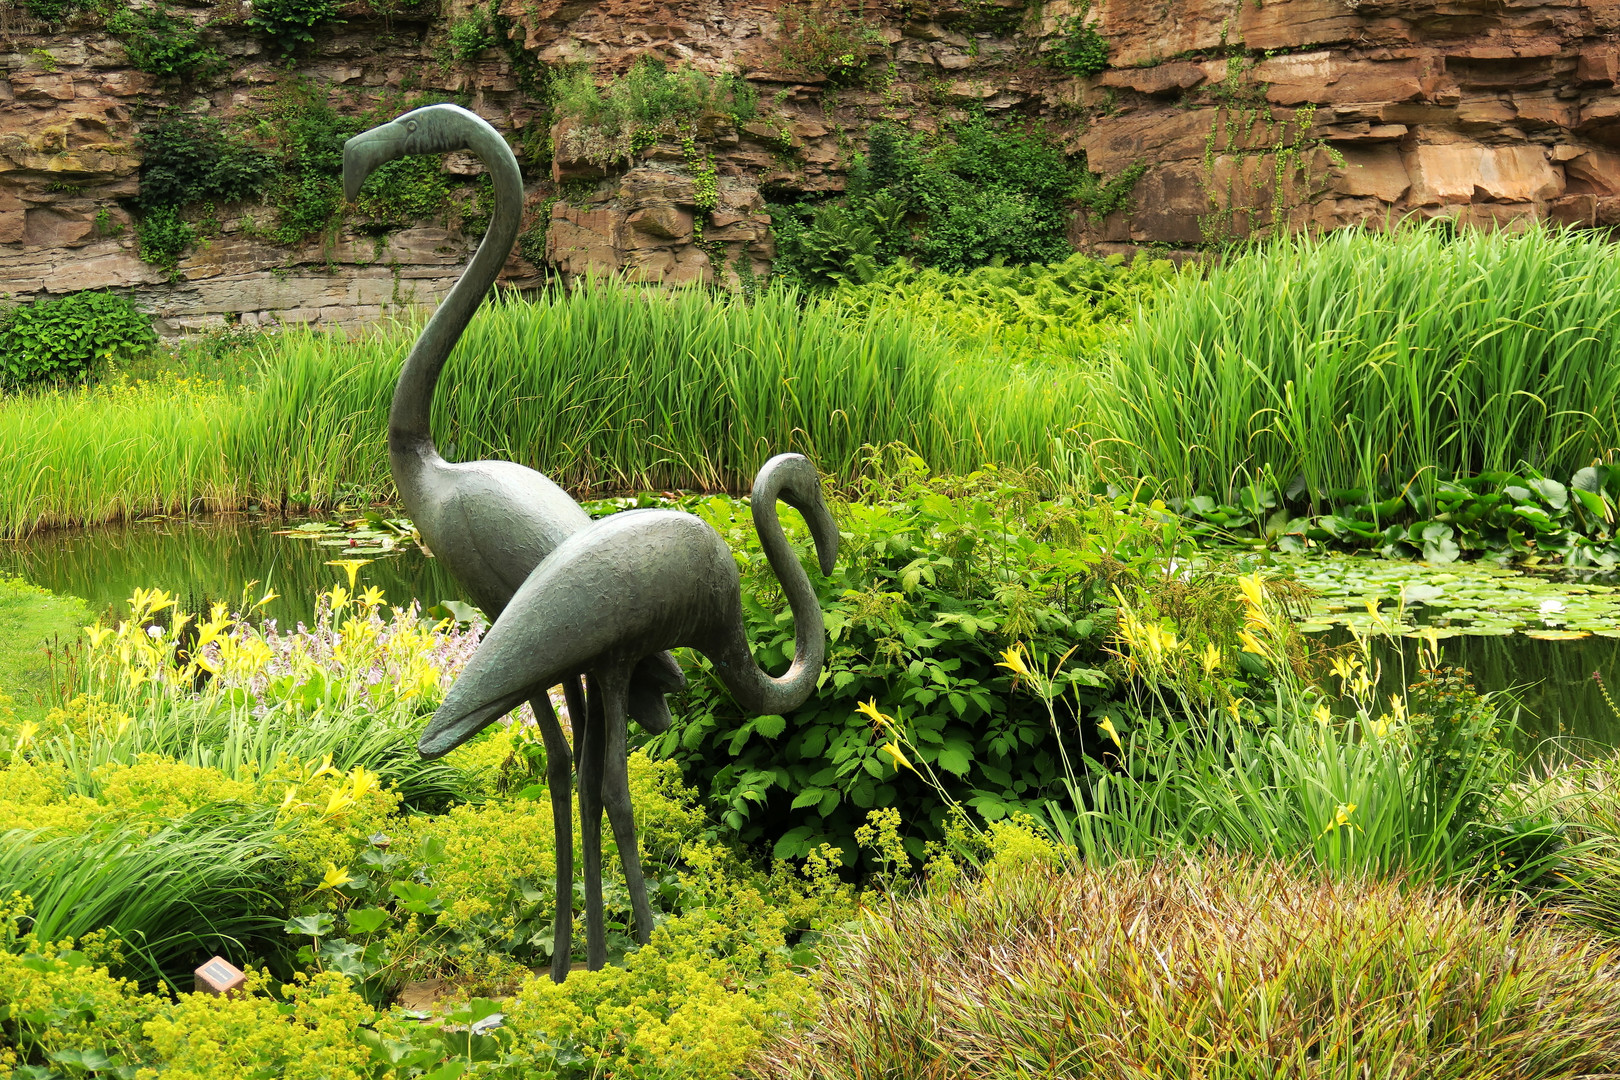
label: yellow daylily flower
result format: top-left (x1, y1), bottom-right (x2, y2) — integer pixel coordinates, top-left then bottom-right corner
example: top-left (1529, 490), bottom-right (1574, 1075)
top-left (881, 742), bottom-right (917, 773)
top-left (322, 789), bottom-right (355, 820)
top-left (14, 721), bottom-right (39, 748)
top-left (326, 559), bottom-right (373, 592)
top-left (84, 623), bottom-right (113, 650)
top-left (997, 645), bottom-right (1032, 678)
top-left (310, 753), bottom-right (340, 780)
top-left (319, 864), bottom-right (353, 890)
top-left (1237, 573), bottom-right (1267, 611)
top-left (1098, 716), bottom-right (1123, 750)
top-left (1238, 629), bottom-right (1270, 658)
top-left (855, 699), bottom-right (892, 729)
top-left (279, 786), bottom-right (299, 811)
top-left (359, 586), bottom-right (387, 610)
top-left (349, 766), bottom-right (381, 801)
top-left (1312, 703), bottom-right (1333, 725)
top-left (1200, 642), bottom-right (1223, 675)
top-left (253, 590), bottom-right (280, 610)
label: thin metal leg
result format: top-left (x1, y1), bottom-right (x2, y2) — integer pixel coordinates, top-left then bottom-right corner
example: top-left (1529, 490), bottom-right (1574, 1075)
top-left (529, 693), bottom-right (574, 983)
top-left (577, 672), bottom-right (608, 971)
top-left (600, 673), bottom-right (653, 946)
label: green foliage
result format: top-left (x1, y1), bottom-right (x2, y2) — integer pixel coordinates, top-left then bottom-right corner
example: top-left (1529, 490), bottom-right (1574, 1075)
top-left (1100, 225), bottom-right (1620, 502)
top-left (1175, 463), bottom-right (1620, 569)
top-left (777, 116), bottom-right (1085, 282)
top-left (245, 0), bottom-right (344, 56)
top-left (0, 283), bottom-right (1099, 535)
top-left (1048, 9), bottom-right (1111, 77)
top-left (775, 0), bottom-right (884, 82)
top-left (16, 0), bottom-right (91, 24)
top-left (107, 4), bottom-right (224, 80)
top-left (134, 207), bottom-right (195, 274)
top-left (133, 109), bottom-right (270, 269)
top-left (0, 814), bottom-right (290, 991)
top-left (1074, 160), bottom-right (1147, 218)
top-left (0, 577), bottom-right (89, 724)
top-left (353, 156), bottom-right (452, 232)
top-left (0, 291), bottom-right (155, 389)
top-left (829, 251), bottom-right (1177, 363)
top-left (650, 465), bottom-right (1191, 869)
top-left (446, 3), bottom-right (499, 61)
top-left (136, 110), bottom-right (271, 213)
top-left (550, 57), bottom-right (758, 166)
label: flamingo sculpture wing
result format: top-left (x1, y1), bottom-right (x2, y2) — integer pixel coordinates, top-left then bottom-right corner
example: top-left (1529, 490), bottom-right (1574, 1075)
top-left (420, 453), bottom-right (839, 970)
top-left (341, 104), bottom-right (684, 980)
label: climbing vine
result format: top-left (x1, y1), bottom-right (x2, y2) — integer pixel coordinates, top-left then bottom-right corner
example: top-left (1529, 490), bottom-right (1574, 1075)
top-left (1198, 102), bottom-right (1342, 245)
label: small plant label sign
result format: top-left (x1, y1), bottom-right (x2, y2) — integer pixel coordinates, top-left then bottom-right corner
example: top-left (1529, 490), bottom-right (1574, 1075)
top-left (194, 956), bottom-right (247, 997)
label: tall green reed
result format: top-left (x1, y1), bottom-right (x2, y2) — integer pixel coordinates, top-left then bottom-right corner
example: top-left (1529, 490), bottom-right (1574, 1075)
top-left (1099, 224), bottom-right (1620, 501)
top-left (1, 283), bottom-right (1093, 536)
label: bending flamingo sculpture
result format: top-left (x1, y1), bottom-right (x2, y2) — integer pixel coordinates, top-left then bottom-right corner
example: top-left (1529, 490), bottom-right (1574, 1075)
top-left (419, 453), bottom-right (839, 970)
top-left (341, 104), bottom-right (684, 981)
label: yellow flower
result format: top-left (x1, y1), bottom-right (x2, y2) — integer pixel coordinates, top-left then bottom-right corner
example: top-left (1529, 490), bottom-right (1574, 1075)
top-left (279, 786), bottom-right (299, 811)
top-left (1200, 642), bottom-right (1223, 675)
top-left (1319, 802), bottom-right (1360, 837)
top-left (322, 789), bottom-right (355, 820)
top-left (1237, 573), bottom-right (1266, 610)
top-left (359, 586), bottom-right (387, 610)
top-left (14, 721), bottom-right (39, 748)
top-left (310, 753), bottom-right (340, 781)
top-left (349, 766), bottom-right (380, 801)
top-left (856, 699), bottom-right (892, 730)
top-left (997, 645), bottom-right (1032, 678)
top-left (1238, 629), bottom-right (1269, 658)
top-left (319, 864), bottom-right (352, 890)
top-left (881, 742), bottom-right (916, 773)
top-left (253, 590), bottom-right (280, 610)
top-left (326, 584), bottom-right (351, 613)
top-left (1098, 716), bottom-right (1123, 750)
top-left (84, 623), bottom-right (113, 650)
top-left (326, 559), bottom-right (373, 592)
top-left (1312, 703), bottom-right (1333, 725)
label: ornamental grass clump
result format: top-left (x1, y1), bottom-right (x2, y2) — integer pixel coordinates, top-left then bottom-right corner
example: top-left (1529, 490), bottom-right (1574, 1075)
top-left (763, 850), bottom-right (1620, 1079)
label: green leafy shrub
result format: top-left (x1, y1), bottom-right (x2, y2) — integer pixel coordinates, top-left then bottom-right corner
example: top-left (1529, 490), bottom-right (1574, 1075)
top-left (133, 109), bottom-right (270, 269)
top-left (0, 291), bottom-right (155, 389)
top-left (135, 207), bottom-right (195, 274)
top-left (107, 5), bottom-right (224, 80)
top-left (775, 0), bottom-right (884, 83)
top-left (246, 0), bottom-right (344, 55)
top-left (829, 251), bottom-right (1177, 363)
top-left (1048, 8), bottom-right (1110, 77)
top-left (651, 464), bottom-right (1192, 867)
top-left (352, 156), bottom-right (451, 231)
top-left (776, 116), bottom-right (1085, 282)
top-left (446, 3), bottom-right (499, 61)
top-left (551, 57), bottom-right (758, 166)
top-left (764, 848), bottom-right (1620, 1078)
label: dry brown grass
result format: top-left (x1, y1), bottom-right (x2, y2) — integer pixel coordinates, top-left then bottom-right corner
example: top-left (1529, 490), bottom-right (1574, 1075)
top-left (761, 852), bottom-right (1620, 1079)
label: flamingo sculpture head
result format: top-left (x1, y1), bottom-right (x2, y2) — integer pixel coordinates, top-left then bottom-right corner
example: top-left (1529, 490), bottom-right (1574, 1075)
top-left (343, 103), bottom-right (494, 201)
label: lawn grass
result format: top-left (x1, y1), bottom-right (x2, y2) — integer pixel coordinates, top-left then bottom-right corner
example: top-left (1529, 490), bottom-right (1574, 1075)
top-left (0, 576), bottom-right (89, 722)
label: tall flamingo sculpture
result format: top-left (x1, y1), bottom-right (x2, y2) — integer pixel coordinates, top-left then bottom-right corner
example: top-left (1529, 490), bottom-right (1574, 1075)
top-left (419, 453), bottom-right (838, 970)
top-left (341, 104), bottom-right (684, 981)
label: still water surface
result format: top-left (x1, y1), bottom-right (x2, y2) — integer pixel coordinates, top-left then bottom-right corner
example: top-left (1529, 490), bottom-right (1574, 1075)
top-left (6, 516), bottom-right (1620, 750)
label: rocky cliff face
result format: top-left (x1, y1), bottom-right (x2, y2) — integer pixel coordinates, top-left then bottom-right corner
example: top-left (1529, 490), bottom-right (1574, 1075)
top-left (0, 0), bottom-right (1615, 330)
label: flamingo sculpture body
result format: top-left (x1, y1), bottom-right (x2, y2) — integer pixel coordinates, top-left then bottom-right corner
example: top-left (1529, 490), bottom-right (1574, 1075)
top-left (341, 104), bottom-right (683, 980)
top-left (419, 452), bottom-right (838, 969)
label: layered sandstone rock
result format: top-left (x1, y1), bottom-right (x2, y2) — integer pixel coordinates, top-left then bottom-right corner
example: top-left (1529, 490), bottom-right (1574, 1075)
top-left (0, 0), bottom-right (1615, 328)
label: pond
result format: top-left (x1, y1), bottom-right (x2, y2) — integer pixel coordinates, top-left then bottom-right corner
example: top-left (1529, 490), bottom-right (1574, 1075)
top-left (6, 516), bottom-right (1620, 752)
top-left (0, 513), bottom-right (464, 629)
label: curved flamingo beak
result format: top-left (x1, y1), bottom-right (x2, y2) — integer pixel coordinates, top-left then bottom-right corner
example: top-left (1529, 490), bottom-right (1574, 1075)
top-left (342, 121), bottom-right (408, 202)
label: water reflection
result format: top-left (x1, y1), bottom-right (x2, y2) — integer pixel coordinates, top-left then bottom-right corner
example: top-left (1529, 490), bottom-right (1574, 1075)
top-left (1316, 628), bottom-right (1620, 754)
top-left (0, 514), bottom-right (463, 628)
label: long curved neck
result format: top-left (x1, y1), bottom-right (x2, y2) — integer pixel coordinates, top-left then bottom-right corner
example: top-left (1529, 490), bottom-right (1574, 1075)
top-left (388, 124), bottom-right (523, 510)
top-left (711, 476), bottom-right (827, 716)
